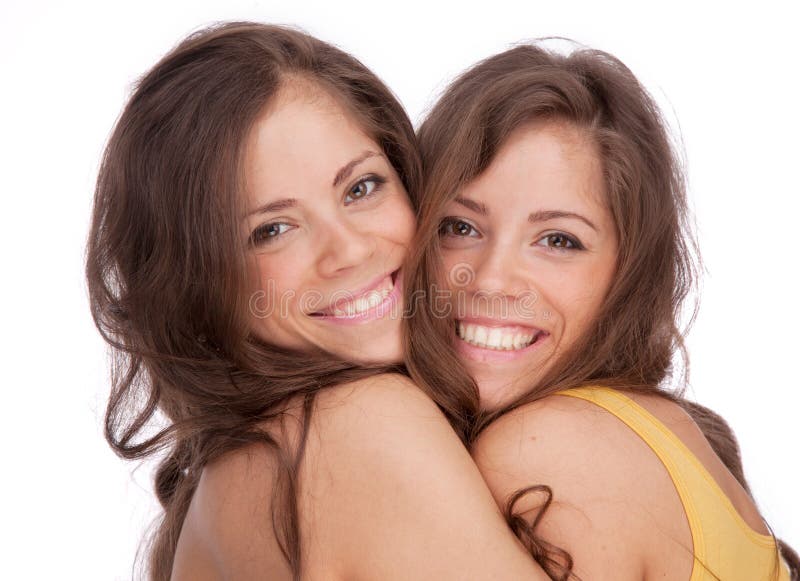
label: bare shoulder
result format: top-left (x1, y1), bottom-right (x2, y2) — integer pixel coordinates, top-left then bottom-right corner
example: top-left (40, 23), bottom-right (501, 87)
top-left (472, 394), bottom-right (654, 507)
top-left (472, 391), bottom-right (701, 484)
top-left (172, 441), bottom-right (293, 580)
top-left (176, 375), bottom-right (549, 581)
top-left (306, 372), bottom-right (463, 478)
top-left (313, 371), bottom-right (441, 421)
top-left (300, 372), bottom-right (548, 581)
top-left (473, 393), bottom-right (631, 478)
top-left (472, 393), bottom-right (691, 580)
top-left (172, 376), bottom-right (433, 581)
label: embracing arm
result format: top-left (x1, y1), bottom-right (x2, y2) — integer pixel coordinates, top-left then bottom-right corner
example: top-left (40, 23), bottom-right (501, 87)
top-left (302, 373), bottom-right (549, 580)
top-left (174, 373), bottom-right (550, 580)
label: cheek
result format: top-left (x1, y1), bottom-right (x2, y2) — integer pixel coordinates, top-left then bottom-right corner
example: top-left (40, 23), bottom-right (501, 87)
top-left (582, 248), bottom-right (618, 305)
top-left (551, 258), bottom-right (616, 333)
top-left (247, 254), bottom-right (310, 316)
top-left (371, 195), bottom-right (416, 247)
top-left (439, 250), bottom-right (466, 290)
top-left (395, 206), bottom-right (416, 248)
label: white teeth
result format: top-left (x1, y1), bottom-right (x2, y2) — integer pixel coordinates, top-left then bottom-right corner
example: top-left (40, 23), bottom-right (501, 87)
top-left (464, 324), bottom-right (476, 342)
top-left (457, 322), bottom-right (537, 351)
top-left (474, 325), bottom-right (488, 347)
top-left (330, 277), bottom-right (393, 317)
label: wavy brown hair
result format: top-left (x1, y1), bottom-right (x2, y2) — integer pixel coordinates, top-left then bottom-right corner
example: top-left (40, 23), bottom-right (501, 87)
top-left (406, 42), bottom-right (798, 579)
top-left (86, 22), bottom-right (443, 580)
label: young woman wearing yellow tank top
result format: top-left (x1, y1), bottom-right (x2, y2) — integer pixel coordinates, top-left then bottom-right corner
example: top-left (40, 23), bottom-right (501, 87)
top-left (407, 42), bottom-right (797, 580)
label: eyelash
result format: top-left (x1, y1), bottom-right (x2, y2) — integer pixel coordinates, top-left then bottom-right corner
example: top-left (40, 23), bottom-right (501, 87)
top-left (535, 232), bottom-right (584, 251)
top-left (439, 217), bottom-right (480, 239)
top-left (344, 174), bottom-right (387, 205)
top-left (438, 217), bottom-right (585, 251)
top-left (249, 222), bottom-right (294, 247)
top-left (249, 174), bottom-right (388, 247)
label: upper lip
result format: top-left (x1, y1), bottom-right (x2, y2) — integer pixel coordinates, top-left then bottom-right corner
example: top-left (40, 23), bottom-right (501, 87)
top-left (456, 316), bottom-right (545, 332)
top-left (310, 269), bottom-right (398, 316)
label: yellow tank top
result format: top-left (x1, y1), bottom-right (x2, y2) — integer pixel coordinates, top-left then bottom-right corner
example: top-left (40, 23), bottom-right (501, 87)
top-left (558, 386), bottom-right (789, 581)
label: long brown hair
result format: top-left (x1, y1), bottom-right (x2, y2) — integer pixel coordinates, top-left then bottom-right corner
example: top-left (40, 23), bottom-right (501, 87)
top-left (86, 22), bottom-right (424, 580)
top-left (406, 41), bottom-right (798, 579)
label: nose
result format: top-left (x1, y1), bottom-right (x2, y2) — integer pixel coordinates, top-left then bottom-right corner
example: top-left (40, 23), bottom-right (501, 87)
top-left (465, 241), bottom-right (530, 300)
top-left (316, 217), bottom-right (376, 278)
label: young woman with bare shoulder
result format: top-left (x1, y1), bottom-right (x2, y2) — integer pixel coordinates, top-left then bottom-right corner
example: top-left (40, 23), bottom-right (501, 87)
top-left (87, 22), bottom-right (550, 581)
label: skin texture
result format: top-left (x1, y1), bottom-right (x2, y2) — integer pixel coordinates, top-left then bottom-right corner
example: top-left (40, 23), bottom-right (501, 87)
top-left (243, 84), bottom-right (415, 364)
top-left (439, 121), bottom-right (618, 410)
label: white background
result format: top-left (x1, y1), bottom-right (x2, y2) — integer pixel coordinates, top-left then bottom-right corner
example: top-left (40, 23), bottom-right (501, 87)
top-left (1, 0), bottom-right (797, 578)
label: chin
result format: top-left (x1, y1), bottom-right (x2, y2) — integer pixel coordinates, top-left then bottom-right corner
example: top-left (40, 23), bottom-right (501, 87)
top-left (474, 370), bottom-right (539, 412)
top-left (361, 343), bottom-right (403, 365)
top-left (333, 337), bottom-right (403, 365)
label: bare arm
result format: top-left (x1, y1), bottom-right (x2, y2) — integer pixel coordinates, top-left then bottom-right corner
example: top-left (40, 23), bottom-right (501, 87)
top-left (175, 373), bottom-right (550, 580)
top-left (302, 373), bottom-right (549, 580)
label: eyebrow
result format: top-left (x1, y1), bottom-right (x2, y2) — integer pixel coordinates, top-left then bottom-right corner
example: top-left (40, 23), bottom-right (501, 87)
top-left (454, 197), bottom-right (598, 231)
top-left (332, 150), bottom-right (381, 187)
top-left (528, 210), bottom-right (598, 232)
top-left (245, 151), bottom-right (383, 219)
top-left (245, 197), bottom-right (298, 218)
top-left (454, 196), bottom-right (488, 215)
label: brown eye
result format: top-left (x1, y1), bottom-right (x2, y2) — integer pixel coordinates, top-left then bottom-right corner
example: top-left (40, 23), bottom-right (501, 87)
top-left (350, 181), bottom-right (371, 199)
top-left (440, 218), bottom-right (478, 238)
top-left (535, 232), bottom-right (582, 251)
top-left (547, 233), bottom-right (572, 248)
top-left (344, 175), bottom-right (386, 205)
top-left (250, 222), bottom-right (293, 246)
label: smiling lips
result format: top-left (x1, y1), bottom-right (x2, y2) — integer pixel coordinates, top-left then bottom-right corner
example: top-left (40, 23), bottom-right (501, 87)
top-left (311, 270), bottom-right (399, 321)
top-left (456, 320), bottom-right (545, 351)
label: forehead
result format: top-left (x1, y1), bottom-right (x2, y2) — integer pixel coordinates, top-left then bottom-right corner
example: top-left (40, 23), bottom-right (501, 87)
top-left (461, 121), bottom-right (606, 212)
top-left (244, 85), bottom-right (380, 202)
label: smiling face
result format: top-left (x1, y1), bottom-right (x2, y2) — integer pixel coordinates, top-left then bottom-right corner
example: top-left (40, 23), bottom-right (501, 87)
top-left (438, 121), bottom-right (618, 410)
top-left (242, 85), bottom-right (415, 363)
